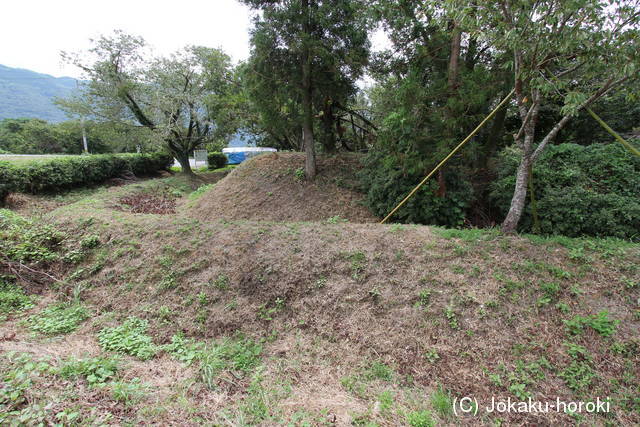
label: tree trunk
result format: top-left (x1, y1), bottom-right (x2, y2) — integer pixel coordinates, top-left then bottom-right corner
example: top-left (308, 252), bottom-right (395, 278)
top-left (301, 0), bottom-right (316, 179)
top-left (501, 154), bottom-right (530, 233)
top-left (438, 21), bottom-right (462, 197)
top-left (447, 23), bottom-right (462, 91)
top-left (174, 148), bottom-right (194, 176)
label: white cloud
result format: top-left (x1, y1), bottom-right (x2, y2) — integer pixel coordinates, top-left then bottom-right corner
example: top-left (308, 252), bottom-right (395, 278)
top-left (0, 0), bottom-right (253, 78)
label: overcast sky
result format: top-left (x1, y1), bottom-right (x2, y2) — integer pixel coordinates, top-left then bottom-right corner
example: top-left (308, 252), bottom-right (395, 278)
top-left (1, 0), bottom-right (255, 78)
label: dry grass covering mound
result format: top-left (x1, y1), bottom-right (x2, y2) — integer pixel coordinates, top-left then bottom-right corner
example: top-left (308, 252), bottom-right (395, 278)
top-left (3, 175), bottom-right (639, 425)
top-left (187, 152), bottom-right (378, 223)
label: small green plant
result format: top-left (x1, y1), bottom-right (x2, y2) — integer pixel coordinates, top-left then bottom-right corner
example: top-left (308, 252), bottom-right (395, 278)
top-left (363, 360), bottom-right (393, 381)
top-left (111, 378), bottom-right (146, 405)
top-left (326, 215), bottom-right (348, 224)
top-left (430, 386), bottom-right (453, 419)
top-left (345, 251), bottom-right (367, 280)
top-left (564, 311), bottom-right (619, 337)
top-left (0, 279), bottom-right (33, 314)
top-left (560, 342), bottom-right (596, 393)
top-left (0, 353), bottom-right (54, 423)
top-left (210, 274), bottom-right (229, 290)
top-left (157, 305), bottom-right (172, 320)
top-left (199, 336), bottom-right (262, 390)
top-left (368, 287), bottom-right (382, 301)
top-left (0, 209), bottom-right (64, 263)
top-left (314, 276), bottom-right (327, 289)
top-left (537, 282), bottom-right (561, 306)
top-left (293, 167), bottom-right (305, 182)
top-left (188, 183), bottom-right (214, 200)
top-left (491, 357), bottom-right (552, 400)
top-left (377, 390), bottom-right (394, 415)
top-left (389, 223), bottom-right (405, 233)
top-left (163, 334), bottom-right (204, 365)
top-left (80, 235), bottom-right (100, 249)
top-left (257, 297), bottom-right (285, 321)
top-left (424, 349), bottom-right (440, 364)
top-left (98, 317), bottom-right (156, 360)
top-left (27, 303), bottom-right (89, 335)
top-left (416, 289), bottom-right (431, 308)
top-left (407, 410), bottom-right (435, 427)
top-left (444, 306), bottom-right (459, 330)
top-left (197, 291), bottom-right (209, 306)
top-left (62, 249), bottom-right (85, 264)
top-left (158, 272), bottom-right (178, 291)
top-left (58, 356), bottom-right (119, 386)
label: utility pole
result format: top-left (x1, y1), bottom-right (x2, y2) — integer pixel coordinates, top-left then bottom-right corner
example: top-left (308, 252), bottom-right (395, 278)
top-left (81, 118), bottom-right (89, 153)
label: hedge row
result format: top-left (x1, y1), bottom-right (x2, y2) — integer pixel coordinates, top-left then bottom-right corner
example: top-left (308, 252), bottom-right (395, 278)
top-left (0, 152), bottom-right (173, 203)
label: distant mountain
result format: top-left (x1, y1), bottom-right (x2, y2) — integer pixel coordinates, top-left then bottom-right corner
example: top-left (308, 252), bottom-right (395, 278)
top-left (0, 64), bottom-right (78, 122)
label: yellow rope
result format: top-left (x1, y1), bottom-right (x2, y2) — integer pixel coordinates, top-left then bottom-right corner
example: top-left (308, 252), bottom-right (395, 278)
top-left (586, 108), bottom-right (640, 157)
top-left (380, 88), bottom-right (516, 224)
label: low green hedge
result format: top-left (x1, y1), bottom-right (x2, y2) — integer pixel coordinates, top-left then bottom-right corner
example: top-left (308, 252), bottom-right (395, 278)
top-left (207, 152), bottom-right (228, 170)
top-left (0, 152), bottom-right (172, 204)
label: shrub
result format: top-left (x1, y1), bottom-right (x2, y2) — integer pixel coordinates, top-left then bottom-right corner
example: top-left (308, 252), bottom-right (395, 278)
top-left (490, 143), bottom-right (640, 239)
top-left (359, 151), bottom-right (474, 227)
top-left (0, 152), bottom-right (173, 204)
top-left (207, 152), bottom-right (227, 170)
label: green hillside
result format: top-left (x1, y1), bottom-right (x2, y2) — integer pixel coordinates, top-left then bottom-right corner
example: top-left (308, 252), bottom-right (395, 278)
top-left (0, 64), bottom-right (77, 122)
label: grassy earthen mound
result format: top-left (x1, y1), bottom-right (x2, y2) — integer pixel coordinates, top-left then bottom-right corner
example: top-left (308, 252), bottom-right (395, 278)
top-left (3, 174), bottom-right (639, 425)
top-left (43, 203), bottom-right (640, 424)
top-left (187, 152), bottom-right (378, 223)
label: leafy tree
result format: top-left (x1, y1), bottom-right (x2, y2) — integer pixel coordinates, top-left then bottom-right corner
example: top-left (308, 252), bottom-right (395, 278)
top-left (241, 0), bottom-right (371, 178)
top-left (450, 0), bottom-right (640, 233)
top-left (60, 31), bottom-right (236, 174)
top-left (361, 0), bottom-right (504, 224)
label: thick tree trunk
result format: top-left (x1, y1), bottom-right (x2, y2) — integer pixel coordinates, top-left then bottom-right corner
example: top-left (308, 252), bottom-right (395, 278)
top-left (447, 23), bottom-right (462, 91)
top-left (174, 149), bottom-right (194, 176)
top-left (301, 0), bottom-right (316, 179)
top-left (501, 154), bottom-right (531, 233)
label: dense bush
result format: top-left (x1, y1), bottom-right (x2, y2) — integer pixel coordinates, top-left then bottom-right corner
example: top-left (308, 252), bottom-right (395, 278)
top-left (207, 152), bottom-right (227, 170)
top-left (0, 152), bottom-right (172, 204)
top-left (490, 143), bottom-right (640, 240)
top-left (359, 151), bottom-right (474, 228)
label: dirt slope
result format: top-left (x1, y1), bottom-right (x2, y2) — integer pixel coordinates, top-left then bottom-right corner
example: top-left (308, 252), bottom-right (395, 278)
top-left (187, 152), bottom-right (378, 223)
